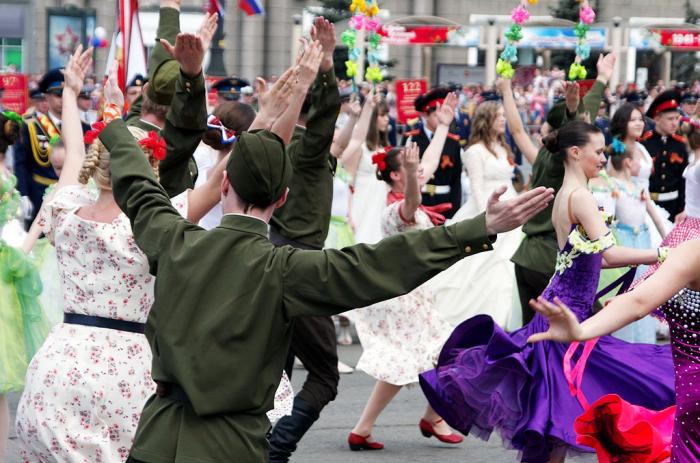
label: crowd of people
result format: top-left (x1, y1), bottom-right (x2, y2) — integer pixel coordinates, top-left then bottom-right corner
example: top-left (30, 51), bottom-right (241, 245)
top-left (1, 2), bottom-right (700, 463)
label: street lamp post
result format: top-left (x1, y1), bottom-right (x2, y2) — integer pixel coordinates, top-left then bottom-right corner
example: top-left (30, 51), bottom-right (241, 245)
top-left (207, 0), bottom-right (227, 77)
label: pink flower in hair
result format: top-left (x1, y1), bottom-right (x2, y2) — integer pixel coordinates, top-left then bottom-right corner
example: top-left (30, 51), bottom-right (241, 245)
top-left (511, 5), bottom-right (530, 25)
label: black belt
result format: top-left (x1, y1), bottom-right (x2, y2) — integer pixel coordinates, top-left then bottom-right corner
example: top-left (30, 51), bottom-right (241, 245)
top-left (63, 313), bottom-right (146, 334)
top-left (155, 381), bottom-right (191, 402)
top-left (269, 227), bottom-right (321, 250)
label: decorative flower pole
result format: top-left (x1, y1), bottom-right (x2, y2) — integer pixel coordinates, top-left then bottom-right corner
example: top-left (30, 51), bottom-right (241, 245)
top-left (569, 0), bottom-right (596, 81)
top-left (496, 0), bottom-right (535, 79)
top-left (343, 0), bottom-right (383, 88)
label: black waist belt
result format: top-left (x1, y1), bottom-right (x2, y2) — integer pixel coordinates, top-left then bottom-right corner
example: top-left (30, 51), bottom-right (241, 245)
top-left (155, 381), bottom-right (191, 403)
top-left (269, 227), bottom-right (321, 250)
top-left (63, 313), bottom-right (146, 334)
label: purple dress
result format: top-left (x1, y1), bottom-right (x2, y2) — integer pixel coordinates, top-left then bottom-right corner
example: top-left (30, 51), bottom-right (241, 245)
top-left (663, 288), bottom-right (700, 461)
top-left (420, 226), bottom-right (676, 462)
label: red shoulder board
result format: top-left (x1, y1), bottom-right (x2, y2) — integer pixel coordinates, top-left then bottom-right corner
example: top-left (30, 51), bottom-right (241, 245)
top-left (672, 133), bottom-right (687, 143)
top-left (447, 133), bottom-right (461, 142)
top-left (404, 129), bottom-right (420, 137)
top-left (640, 130), bottom-right (654, 141)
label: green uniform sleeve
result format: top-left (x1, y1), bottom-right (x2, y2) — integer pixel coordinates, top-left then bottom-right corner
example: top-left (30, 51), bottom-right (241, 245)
top-left (281, 214), bottom-right (494, 317)
top-left (100, 118), bottom-right (195, 271)
top-left (289, 68), bottom-right (340, 168)
top-left (159, 71), bottom-right (207, 197)
top-left (149, 7), bottom-right (180, 84)
top-left (581, 80), bottom-right (606, 123)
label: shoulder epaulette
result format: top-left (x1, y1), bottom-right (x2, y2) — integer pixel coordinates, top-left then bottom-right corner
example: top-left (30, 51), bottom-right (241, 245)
top-left (447, 133), bottom-right (461, 142)
top-left (404, 129), bottom-right (420, 137)
top-left (671, 133), bottom-right (687, 143)
top-left (640, 130), bottom-right (654, 141)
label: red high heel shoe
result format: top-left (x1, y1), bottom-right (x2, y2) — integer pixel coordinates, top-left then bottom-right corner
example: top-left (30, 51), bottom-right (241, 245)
top-left (419, 419), bottom-right (464, 444)
top-left (348, 432), bottom-right (384, 451)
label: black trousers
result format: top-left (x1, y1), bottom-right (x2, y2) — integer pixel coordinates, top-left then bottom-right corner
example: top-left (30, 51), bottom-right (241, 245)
top-left (270, 228), bottom-right (340, 413)
top-left (656, 197), bottom-right (684, 223)
top-left (514, 263), bottom-right (552, 325)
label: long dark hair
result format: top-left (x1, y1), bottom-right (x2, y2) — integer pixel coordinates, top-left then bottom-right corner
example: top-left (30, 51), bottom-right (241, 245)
top-left (609, 103), bottom-right (642, 140)
top-left (0, 113), bottom-right (21, 155)
top-left (366, 100), bottom-right (389, 150)
top-left (541, 120), bottom-right (602, 160)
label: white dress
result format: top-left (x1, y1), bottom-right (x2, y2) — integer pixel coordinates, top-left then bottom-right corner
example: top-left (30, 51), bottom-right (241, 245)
top-left (16, 186), bottom-right (292, 462)
top-left (350, 144), bottom-right (388, 244)
top-left (193, 143), bottom-right (224, 230)
top-left (353, 201), bottom-right (452, 386)
top-left (428, 143), bottom-right (520, 328)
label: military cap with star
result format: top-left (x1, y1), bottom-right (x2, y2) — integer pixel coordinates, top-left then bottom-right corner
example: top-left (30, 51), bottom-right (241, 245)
top-left (646, 90), bottom-right (681, 118)
top-left (681, 93), bottom-right (699, 104)
top-left (38, 68), bottom-right (65, 95)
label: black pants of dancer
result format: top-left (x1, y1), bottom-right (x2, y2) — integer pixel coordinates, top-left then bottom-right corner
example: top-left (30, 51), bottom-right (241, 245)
top-left (514, 263), bottom-right (552, 325)
top-left (270, 227), bottom-right (340, 412)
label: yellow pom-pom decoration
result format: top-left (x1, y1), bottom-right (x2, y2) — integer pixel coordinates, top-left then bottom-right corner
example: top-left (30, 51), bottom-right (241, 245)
top-left (496, 59), bottom-right (515, 78)
top-left (365, 66), bottom-right (383, 83)
top-left (528, 0), bottom-right (538, 4)
top-left (350, 0), bottom-right (367, 14)
top-left (346, 60), bottom-right (358, 78)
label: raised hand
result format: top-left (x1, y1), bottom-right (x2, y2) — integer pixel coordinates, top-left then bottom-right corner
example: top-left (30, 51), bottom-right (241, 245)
top-left (296, 40), bottom-right (324, 88)
top-left (596, 52), bottom-right (616, 84)
top-left (436, 92), bottom-right (458, 126)
top-left (311, 16), bottom-right (336, 72)
top-left (104, 62), bottom-right (125, 112)
top-left (62, 45), bottom-right (93, 95)
top-left (256, 66), bottom-right (299, 122)
top-left (197, 12), bottom-right (219, 54)
top-left (160, 32), bottom-right (205, 78)
top-left (495, 77), bottom-right (511, 95)
top-left (564, 81), bottom-right (580, 114)
top-left (345, 99), bottom-right (362, 118)
top-left (484, 186), bottom-right (554, 235)
top-left (403, 142), bottom-right (420, 176)
top-left (526, 297), bottom-right (584, 343)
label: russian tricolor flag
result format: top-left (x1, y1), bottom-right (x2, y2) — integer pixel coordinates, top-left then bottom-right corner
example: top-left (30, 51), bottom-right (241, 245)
top-left (239, 0), bottom-right (264, 16)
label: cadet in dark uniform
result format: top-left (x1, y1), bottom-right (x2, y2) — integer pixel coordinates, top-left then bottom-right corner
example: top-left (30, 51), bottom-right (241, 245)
top-left (126, 74), bottom-right (146, 108)
top-left (640, 90), bottom-right (689, 221)
top-left (402, 88), bottom-right (462, 218)
top-left (680, 92), bottom-right (698, 118)
top-left (213, 76), bottom-right (250, 105)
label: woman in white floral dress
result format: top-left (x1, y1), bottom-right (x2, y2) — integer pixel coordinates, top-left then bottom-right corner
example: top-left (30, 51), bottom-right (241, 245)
top-left (347, 93), bottom-right (464, 452)
top-left (14, 47), bottom-right (286, 462)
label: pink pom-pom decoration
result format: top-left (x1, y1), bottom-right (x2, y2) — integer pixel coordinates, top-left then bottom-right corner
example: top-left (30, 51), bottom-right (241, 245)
top-left (579, 6), bottom-right (596, 25)
top-left (365, 18), bottom-right (381, 32)
top-left (511, 5), bottom-right (530, 25)
top-left (349, 14), bottom-right (365, 31)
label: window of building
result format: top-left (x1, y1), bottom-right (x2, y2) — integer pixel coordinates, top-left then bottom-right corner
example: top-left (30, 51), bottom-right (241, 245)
top-left (1, 38), bottom-right (23, 71)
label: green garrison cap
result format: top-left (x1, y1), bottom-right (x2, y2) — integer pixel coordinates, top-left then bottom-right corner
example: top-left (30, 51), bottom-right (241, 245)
top-left (226, 130), bottom-right (292, 207)
top-left (145, 59), bottom-right (179, 106)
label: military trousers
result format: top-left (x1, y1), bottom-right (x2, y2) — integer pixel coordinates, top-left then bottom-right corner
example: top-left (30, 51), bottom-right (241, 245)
top-left (514, 263), bottom-right (552, 325)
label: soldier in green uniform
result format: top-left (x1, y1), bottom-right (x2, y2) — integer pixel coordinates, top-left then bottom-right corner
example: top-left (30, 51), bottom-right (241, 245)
top-left (266, 18), bottom-right (343, 463)
top-left (96, 36), bottom-right (553, 463)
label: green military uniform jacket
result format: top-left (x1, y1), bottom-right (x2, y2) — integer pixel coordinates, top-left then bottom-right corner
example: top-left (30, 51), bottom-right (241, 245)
top-left (511, 79), bottom-right (606, 276)
top-left (270, 68), bottom-right (341, 249)
top-left (125, 6), bottom-right (201, 197)
top-left (102, 118), bottom-right (495, 463)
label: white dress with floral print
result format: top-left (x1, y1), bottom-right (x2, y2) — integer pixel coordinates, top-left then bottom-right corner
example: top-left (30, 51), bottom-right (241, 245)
top-left (353, 200), bottom-right (452, 386)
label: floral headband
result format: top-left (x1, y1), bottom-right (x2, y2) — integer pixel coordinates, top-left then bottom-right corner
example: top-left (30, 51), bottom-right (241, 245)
top-left (207, 114), bottom-right (237, 145)
top-left (138, 131), bottom-right (167, 161)
top-left (371, 146), bottom-right (393, 171)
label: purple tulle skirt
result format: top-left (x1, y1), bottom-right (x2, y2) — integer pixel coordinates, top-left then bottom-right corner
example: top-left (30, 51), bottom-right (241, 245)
top-left (419, 314), bottom-right (676, 463)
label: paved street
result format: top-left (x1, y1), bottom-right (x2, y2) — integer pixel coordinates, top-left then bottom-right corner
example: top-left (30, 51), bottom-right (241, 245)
top-left (5, 343), bottom-right (596, 463)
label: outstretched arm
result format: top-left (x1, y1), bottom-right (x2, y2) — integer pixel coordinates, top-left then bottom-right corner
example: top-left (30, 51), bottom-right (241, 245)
top-left (331, 100), bottom-right (361, 158)
top-left (339, 90), bottom-right (378, 178)
top-left (56, 45), bottom-right (93, 191)
top-left (528, 240), bottom-right (699, 343)
top-left (496, 78), bottom-right (539, 165)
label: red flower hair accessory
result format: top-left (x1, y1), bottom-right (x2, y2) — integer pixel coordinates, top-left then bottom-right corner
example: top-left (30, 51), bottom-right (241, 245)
top-left (83, 121), bottom-right (107, 145)
top-left (371, 146), bottom-right (393, 171)
top-left (138, 131), bottom-right (167, 161)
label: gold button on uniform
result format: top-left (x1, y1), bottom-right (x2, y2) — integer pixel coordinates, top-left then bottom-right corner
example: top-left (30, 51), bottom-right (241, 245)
top-left (464, 246), bottom-right (472, 253)
top-left (662, 162), bottom-right (667, 167)
top-left (482, 243), bottom-right (489, 250)
top-left (662, 174), bottom-right (666, 180)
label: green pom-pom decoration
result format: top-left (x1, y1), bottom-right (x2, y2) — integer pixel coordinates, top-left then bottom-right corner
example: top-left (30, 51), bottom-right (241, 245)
top-left (368, 32), bottom-right (382, 49)
top-left (341, 29), bottom-right (356, 48)
top-left (504, 24), bottom-right (523, 42)
top-left (574, 22), bottom-right (590, 39)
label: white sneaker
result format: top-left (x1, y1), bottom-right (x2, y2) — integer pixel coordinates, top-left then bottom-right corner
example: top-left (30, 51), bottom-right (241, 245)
top-left (337, 326), bottom-right (353, 346)
top-left (338, 360), bottom-right (354, 374)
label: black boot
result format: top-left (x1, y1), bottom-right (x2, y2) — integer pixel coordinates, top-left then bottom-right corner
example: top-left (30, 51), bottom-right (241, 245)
top-left (268, 397), bottom-right (320, 463)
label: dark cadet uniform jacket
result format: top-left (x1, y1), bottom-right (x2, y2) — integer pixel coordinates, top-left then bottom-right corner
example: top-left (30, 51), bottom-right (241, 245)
top-left (511, 79), bottom-right (606, 276)
top-left (270, 68), bottom-right (341, 250)
top-left (101, 118), bottom-right (495, 462)
top-left (640, 130), bottom-right (689, 219)
top-left (125, 6), bottom-right (201, 197)
top-left (402, 123), bottom-right (463, 218)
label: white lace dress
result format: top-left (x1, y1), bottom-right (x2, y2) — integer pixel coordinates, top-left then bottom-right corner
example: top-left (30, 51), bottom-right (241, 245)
top-left (350, 144), bottom-right (389, 245)
top-left (428, 143), bottom-right (521, 328)
top-left (353, 200), bottom-right (452, 386)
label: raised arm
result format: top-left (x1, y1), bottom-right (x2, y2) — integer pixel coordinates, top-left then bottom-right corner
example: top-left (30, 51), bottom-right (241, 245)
top-left (580, 53), bottom-right (615, 123)
top-left (400, 142), bottom-right (422, 221)
top-left (339, 90), bottom-right (378, 178)
top-left (331, 100), bottom-right (361, 158)
top-left (247, 68), bottom-right (299, 133)
top-left (496, 78), bottom-right (539, 165)
top-left (270, 39), bottom-right (324, 144)
top-left (186, 152), bottom-right (229, 223)
top-left (283, 185), bottom-right (555, 317)
top-left (528, 240), bottom-right (699, 343)
top-left (417, 92), bottom-right (457, 184)
top-left (55, 45), bottom-right (93, 190)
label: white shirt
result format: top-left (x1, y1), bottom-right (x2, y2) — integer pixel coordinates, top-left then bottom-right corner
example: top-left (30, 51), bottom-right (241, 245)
top-left (685, 162), bottom-right (700, 219)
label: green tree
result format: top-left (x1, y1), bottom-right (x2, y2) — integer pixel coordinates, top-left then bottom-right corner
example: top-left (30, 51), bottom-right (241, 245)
top-left (318, 0), bottom-right (352, 23)
top-left (673, 0), bottom-right (700, 81)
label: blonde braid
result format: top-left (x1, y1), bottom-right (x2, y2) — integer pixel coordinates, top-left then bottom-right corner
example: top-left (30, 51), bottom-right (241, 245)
top-left (78, 141), bottom-right (104, 185)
